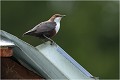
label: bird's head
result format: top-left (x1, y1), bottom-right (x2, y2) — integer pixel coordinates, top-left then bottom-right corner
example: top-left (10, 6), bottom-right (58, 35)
top-left (48, 14), bottom-right (66, 22)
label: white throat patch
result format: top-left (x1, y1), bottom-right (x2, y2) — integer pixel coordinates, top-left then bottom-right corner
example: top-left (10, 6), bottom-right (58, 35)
top-left (54, 17), bottom-right (62, 33)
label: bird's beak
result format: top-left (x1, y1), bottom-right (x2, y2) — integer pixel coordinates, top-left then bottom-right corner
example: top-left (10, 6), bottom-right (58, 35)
top-left (61, 15), bottom-right (66, 17)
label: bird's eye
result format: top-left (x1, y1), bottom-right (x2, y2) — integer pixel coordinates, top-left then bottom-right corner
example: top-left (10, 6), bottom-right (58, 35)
top-left (56, 15), bottom-right (59, 17)
top-left (55, 14), bottom-right (60, 17)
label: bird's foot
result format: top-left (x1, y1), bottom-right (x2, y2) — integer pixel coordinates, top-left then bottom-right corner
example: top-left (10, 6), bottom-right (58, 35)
top-left (50, 40), bottom-right (57, 47)
top-left (43, 35), bottom-right (57, 46)
top-left (50, 40), bottom-right (55, 45)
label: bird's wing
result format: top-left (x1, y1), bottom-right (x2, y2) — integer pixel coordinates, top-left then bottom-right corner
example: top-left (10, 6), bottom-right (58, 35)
top-left (23, 21), bottom-right (56, 35)
top-left (34, 21), bottom-right (56, 33)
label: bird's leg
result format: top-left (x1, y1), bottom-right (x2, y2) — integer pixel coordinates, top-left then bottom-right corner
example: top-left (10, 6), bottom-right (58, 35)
top-left (43, 35), bottom-right (55, 45)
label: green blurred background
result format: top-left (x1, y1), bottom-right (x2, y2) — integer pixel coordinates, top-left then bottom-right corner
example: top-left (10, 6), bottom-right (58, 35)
top-left (1, 1), bottom-right (119, 79)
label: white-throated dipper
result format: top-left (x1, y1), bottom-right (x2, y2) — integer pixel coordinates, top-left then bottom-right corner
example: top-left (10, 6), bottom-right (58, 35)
top-left (23, 14), bottom-right (66, 44)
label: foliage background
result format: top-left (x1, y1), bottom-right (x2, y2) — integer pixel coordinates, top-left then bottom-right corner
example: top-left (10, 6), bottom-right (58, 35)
top-left (1, 1), bottom-right (119, 79)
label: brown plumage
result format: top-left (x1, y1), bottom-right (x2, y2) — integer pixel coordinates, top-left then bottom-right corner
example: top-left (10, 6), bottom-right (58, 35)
top-left (23, 14), bottom-right (65, 44)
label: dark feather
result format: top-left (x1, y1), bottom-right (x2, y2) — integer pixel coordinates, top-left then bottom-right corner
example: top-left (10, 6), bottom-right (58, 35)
top-left (23, 21), bottom-right (56, 36)
top-left (35, 21), bottom-right (56, 33)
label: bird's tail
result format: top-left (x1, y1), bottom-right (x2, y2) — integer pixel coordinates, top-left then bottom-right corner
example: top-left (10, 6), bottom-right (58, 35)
top-left (22, 32), bottom-right (27, 37)
top-left (22, 30), bottom-right (32, 37)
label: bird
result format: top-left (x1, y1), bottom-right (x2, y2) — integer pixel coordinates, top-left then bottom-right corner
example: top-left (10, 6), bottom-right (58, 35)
top-left (23, 14), bottom-right (66, 44)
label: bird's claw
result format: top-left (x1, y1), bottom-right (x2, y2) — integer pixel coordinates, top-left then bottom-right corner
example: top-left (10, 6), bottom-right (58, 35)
top-left (50, 41), bottom-right (57, 47)
top-left (50, 40), bottom-right (55, 45)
